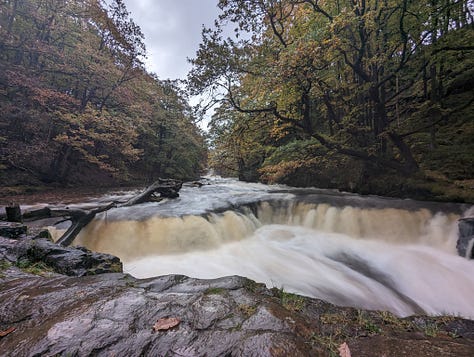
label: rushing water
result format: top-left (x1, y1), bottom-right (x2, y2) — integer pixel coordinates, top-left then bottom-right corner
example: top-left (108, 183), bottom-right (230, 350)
top-left (46, 177), bottom-right (474, 318)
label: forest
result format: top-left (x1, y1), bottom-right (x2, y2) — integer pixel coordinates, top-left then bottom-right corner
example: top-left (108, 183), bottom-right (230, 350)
top-left (188, 0), bottom-right (474, 202)
top-left (0, 0), bottom-right (207, 191)
top-left (1, 0), bottom-right (473, 203)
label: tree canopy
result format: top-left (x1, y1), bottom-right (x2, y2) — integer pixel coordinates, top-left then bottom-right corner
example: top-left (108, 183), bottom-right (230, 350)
top-left (188, 0), bottom-right (474, 201)
top-left (0, 0), bottom-right (207, 187)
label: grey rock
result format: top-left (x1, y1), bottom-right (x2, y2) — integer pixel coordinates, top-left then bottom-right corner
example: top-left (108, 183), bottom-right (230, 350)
top-left (0, 271), bottom-right (473, 356)
top-left (0, 237), bottom-right (122, 276)
top-left (457, 217), bottom-right (474, 259)
top-left (0, 273), bottom-right (319, 357)
top-left (0, 222), bottom-right (27, 239)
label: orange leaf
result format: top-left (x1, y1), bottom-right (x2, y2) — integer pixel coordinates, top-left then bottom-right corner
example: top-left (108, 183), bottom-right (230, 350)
top-left (152, 317), bottom-right (180, 332)
top-left (0, 327), bottom-right (16, 337)
top-left (338, 342), bottom-right (351, 357)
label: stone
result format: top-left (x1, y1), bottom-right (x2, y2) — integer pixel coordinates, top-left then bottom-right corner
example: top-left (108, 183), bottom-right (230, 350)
top-left (28, 227), bottom-right (53, 241)
top-left (0, 237), bottom-right (122, 276)
top-left (0, 222), bottom-right (27, 239)
top-left (457, 217), bottom-right (474, 259)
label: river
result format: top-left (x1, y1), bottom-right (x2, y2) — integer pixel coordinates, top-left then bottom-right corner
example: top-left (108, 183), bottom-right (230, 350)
top-left (29, 177), bottom-right (474, 318)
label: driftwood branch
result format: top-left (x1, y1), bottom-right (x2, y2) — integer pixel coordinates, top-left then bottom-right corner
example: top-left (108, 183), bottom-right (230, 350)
top-left (122, 178), bottom-right (182, 206)
top-left (7, 178), bottom-right (183, 247)
top-left (55, 202), bottom-right (117, 246)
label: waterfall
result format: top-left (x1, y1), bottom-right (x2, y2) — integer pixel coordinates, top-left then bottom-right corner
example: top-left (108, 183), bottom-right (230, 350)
top-left (49, 178), bottom-right (474, 318)
top-left (74, 201), bottom-right (460, 260)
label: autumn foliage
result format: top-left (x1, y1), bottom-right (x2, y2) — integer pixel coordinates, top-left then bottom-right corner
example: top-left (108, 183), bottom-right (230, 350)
top-left (0, 0), bottom-right (206, 187)
top-left (189, 0), bottom-right (474, 199)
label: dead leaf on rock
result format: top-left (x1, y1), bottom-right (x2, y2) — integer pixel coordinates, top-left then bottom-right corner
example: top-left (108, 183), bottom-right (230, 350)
top-left (338, 342), bottom-right (351, 357)
top-left (152, 317), bottom-right (180, 332)
top-left (0, 327), bottom-right (16, 337)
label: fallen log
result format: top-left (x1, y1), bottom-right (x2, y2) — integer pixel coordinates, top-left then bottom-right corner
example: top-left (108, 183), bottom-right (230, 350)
top-left (23, 207), bottom-right (52, 221)
top-left (5, 179), bottom-right (183, 247)
top-left (122, 178), bottom-right (182, 206)
top-left (55, 202), bottom-right (117, 246)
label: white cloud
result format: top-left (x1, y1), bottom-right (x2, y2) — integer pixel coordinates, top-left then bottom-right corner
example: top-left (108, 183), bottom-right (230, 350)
top-left (123, 0), bottom-right (221, 80)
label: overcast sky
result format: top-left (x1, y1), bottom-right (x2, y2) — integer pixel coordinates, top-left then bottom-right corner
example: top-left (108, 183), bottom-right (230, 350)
top-left (122, 0), bottom-right (221, 81)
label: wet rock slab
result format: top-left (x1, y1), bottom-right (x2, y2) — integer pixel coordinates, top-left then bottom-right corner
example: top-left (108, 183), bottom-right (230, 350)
top-left (1, 271), bottom-right (474, 357)
top-left (0, 274), bottom-right (310, 356)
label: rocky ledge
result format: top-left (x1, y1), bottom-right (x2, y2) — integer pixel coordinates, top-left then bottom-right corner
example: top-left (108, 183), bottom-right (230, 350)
top-left (1, 224), bottom-right (474, 356)
top-left (0, 222), bottom-right (122, 277)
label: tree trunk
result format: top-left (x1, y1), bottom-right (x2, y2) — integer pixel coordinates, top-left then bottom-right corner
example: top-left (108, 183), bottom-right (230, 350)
top-left (7, 0), bottom-right (18, 35)
top-left (429, 64), bottom-right (439, 149)
top-left (301, 91), bottom-right (313, 135)
top-left (387, 132), bottom-right (419, 175)
top-left (49, 144), bottom-right (72, 183)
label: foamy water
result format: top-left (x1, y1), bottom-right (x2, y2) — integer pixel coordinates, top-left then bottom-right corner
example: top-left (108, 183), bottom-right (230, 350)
top-left (125, 224), bottom-right (474, 318)
top-left (46, 177), bottom-right (474, 318)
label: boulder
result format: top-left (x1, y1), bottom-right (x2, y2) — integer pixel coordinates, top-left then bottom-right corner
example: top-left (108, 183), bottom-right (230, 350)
top-left (457, 217), bottom-right (474, 259)
top-left (0, 222), bottom-right (27, 239)
top-left (0, 237), bottom-right (122, 276)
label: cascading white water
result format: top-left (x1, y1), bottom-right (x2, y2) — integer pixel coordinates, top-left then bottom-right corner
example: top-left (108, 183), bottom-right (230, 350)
top-left (51, 178), bottom-right (474, 318)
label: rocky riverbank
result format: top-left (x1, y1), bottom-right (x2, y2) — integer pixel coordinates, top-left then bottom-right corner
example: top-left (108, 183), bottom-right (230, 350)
top-left (1, 224), bottom-right (474, 356)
